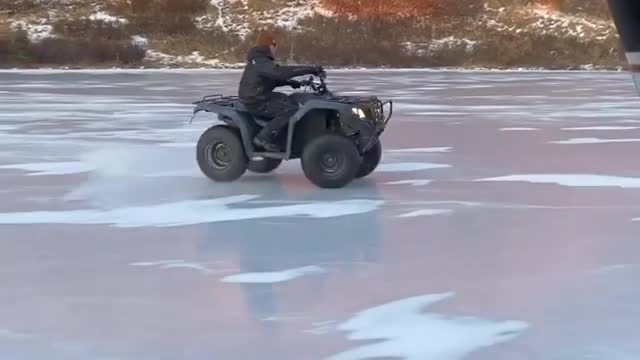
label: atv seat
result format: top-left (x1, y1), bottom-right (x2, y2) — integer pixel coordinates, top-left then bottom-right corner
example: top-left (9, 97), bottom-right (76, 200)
top-left (231, 100), bottom-right (271, 127)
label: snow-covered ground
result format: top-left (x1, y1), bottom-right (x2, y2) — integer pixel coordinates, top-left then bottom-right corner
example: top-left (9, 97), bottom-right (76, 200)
top-left (1, 70), bottom-right (640, 360)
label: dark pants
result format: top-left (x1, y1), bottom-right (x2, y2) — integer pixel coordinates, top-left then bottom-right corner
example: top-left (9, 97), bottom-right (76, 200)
top-left (244, 92), bottom-right (298, 141)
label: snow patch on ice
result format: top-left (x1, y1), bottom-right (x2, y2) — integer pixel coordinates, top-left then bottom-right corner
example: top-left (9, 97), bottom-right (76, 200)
top-left (562, 126), bottom-right (640, 131)
top-left (591, 264), bottom-right (636, 274)
top-left (326, 293), bottom-right (528, 360)
top-left (0, 162), bottom-right (95, 176)
top-left (476, 174), bottom-right (640, 188)
top-left (396, 209), bottom-right (453, 218)
top-left (385, 179), bottom-right (433, 187)
top-left (131, 260), bottom-right (219, 274)
top-left (378, 163), bottom-right (451, 172)
top-left (222, 266), bottom-right (327, 284)
top-left (0, 329), bottom-right (33, 341)
top-left (550, 137), bottom-right (640, 144)
top-left (0, 196), bottom-right (384, 227)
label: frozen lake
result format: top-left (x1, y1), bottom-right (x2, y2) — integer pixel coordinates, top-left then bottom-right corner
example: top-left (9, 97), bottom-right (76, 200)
top-left (2, 69), bottom-right (640, 360)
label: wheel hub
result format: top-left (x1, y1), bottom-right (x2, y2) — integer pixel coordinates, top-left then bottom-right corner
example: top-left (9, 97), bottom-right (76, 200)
top-left (208, 142), bottom-right (232, 169)
top-left (321, 152), bottom-right (343, 174)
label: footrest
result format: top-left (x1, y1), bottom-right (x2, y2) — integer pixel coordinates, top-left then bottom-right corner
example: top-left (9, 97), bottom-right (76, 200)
top-left (252, 152), bottom-right (287, 159)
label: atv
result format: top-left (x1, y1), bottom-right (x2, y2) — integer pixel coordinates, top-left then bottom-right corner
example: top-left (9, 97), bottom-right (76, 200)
top-left (190, 72), bottom-right (393, 189)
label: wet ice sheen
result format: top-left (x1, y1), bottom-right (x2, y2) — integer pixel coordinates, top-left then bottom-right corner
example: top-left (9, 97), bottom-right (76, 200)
top-left (476, 174), bottom-right (640, 188)
top-left (221, 266), bottom-right (327, 284)
top-left (326, 293), bottom-right (528, 360)
top-left (0, 195), bottom-right (384, 227)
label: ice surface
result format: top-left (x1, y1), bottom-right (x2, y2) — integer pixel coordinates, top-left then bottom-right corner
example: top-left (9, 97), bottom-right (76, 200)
top-left (0, 162), bottom-right (95, 175)
top-left (2, 70), bottom-right (640, 360)
top-left (499, 127), bottom-right (539, 131)
top-left (386, 147), bottom-right (452, 153)
top-left (326, 293), bottom-right (528, 360)
top-left (221, 266), bottom-right (327, 284)
top-left (476, 174), bottom-right (640, 188)
top-left (0, 196), bottom-right (384, 227)
top-left (377, 163), bottom-right (451, 172)
top-left (550, 138), bottom-right (640, 144)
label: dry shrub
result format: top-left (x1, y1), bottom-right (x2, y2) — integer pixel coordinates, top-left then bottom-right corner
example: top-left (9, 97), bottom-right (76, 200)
top-left (110, 0), bottom-right (209, 16)
top-left (126, 15), bottom-right (197, 35)
top-left (243, 16), bottom-right (418, 66)
top-left (30, 38), bottom-right (146, 65)
top-left (247, 0), bottom-right (302, 12)
top-left (152, 28), bottom-right (240, 59)
top-left (108, 0), bottom-right (209, 35)
top-left (0, 0), bottom-right (42, 15)
top-left (53, 18), bottom-right (130, 41)
top-left (551, 0), bottom-right (611, 18)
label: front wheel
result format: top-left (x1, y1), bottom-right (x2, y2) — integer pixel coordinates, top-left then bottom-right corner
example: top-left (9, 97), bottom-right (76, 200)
top-left (356, 140), bottom-right (382, 179)
top-left (301, 134), bottom-right (362, 189)
top-left (196, 126), bottom-right (248, 182)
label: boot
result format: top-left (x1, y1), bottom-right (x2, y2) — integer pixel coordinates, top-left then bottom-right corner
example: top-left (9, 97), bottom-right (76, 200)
top-left (253, 129), bottom-right (282, 152)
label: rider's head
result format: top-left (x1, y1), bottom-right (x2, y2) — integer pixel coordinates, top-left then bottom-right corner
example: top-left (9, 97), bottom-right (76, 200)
top-left (255, 31), bottom-right (277, 57)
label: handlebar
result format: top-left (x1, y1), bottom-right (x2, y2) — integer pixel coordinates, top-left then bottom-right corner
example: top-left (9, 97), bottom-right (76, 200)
top-left (300, 73), bottom-right (328, 95)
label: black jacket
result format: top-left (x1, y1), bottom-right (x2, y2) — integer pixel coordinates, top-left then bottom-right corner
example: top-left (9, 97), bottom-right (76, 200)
top-left (238, 46), bottom-right (318, 104)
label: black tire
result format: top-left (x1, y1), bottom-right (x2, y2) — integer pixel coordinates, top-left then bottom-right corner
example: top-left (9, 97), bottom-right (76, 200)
top-left (356, 140), bottom-right (382, 179)
top-left (196, 126), bottom-right (248, 182)
top-left (301, 134), bottom-right (362, 189)
top-left (247, 157), bottom-right (283, 174)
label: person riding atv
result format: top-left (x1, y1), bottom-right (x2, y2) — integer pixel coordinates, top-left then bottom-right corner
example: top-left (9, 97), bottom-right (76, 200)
top-left (238, 32), bottom-right (325, 152)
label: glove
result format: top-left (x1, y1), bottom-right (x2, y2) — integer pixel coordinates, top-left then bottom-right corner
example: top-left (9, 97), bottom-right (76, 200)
top-left (288, 80), bottom-right (301, 89)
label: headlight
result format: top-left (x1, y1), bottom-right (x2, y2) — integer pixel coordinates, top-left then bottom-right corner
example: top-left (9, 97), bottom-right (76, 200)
top-left (352, 107), bottom-right (366, 119)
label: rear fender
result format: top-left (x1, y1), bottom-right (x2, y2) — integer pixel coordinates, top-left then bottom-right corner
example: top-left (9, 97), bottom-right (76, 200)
top-left (193, 104), bottom-right (257, 157)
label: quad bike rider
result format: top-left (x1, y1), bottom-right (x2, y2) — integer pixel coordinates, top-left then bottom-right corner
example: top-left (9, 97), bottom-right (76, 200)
top-left (238, 31), bottom-right (325, 152)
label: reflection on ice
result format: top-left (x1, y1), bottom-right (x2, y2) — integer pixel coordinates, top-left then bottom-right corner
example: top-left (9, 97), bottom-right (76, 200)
top-left (327, 293), bottom-right (528, 360)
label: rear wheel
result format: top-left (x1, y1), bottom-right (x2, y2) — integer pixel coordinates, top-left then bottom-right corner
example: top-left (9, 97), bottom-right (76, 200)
top-left (248, 157), bottom-right (282, 174)
top-left (301, 134), bottom-right (362, 189)
top-left (356, 140), bottom-right (382, 178)
top-left (196, 126), bottom-right (248, 182)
